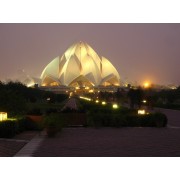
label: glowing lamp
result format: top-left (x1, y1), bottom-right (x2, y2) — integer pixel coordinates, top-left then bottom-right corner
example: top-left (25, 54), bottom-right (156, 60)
top-left (138, 109), bottom-right (146, 115)
top-left (102, 101), bottom-right (106, 105)
top-left (143, 82), bottom-right (150, 88)
top-left (112, 104), bottom-right (118, 109)
top-left (0, 112), bottom-right (7, 121)
top-left (95, 100), bottom-right (99, 103)
top-left (79, 96), bottom-right (91, 101)
top-left (142, 100), bottom-right (147, 103)
top-left (89, 89), bottom-right (94, 93)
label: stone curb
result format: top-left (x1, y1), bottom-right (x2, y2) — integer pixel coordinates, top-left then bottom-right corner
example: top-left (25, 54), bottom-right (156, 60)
top-left (14, 132), bottom-right (46, 157)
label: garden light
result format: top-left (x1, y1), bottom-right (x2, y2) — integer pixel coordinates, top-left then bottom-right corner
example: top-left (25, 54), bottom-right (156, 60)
top-left (0, 112), bottom-right (7, 121)
top-left (138, 109), bottom-right (146, 115)
top-left (112, 104), bottom-right (118, 109)
top-left (89, 89), bottom-right (94, 93)
top-left (142, 100), bottom-right (147, 103)
top-left (95, 100), bottom-right (99, 103)
top-left (102, 101), bottom-right (106, 105)
top-left (79, 96), bottom-right (91, 101)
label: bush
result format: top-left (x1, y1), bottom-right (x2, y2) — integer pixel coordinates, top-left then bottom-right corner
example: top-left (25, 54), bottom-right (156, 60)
top-left (16, 118), bottom-right (26, 132)
top-left (124, 113), bottom-right (168, 127)
top-left (0, 120), bottom-right (18, 138)
top-left (111, 114), bottom-right (127, 127)
top-left (45, 108), bottom-right (58, 115)
top-left (27, 108), bottom-right (42, 115)
top-left (86, 109), bottom-right (168, 128)
top-left (150, 112), bottom-right (168, 127)
top-left (81, 98), bottom-right (168, 128)
top-left (0, 117), bottom-right (44, 138)
top-left (16, 117), bottom-right (43, 131)
top-left (43, 113), bottom-right (64, 131)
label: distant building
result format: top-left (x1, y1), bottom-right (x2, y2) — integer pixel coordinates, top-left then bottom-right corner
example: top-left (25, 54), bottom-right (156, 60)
top-left (40, 41), bottom-right (120, 94)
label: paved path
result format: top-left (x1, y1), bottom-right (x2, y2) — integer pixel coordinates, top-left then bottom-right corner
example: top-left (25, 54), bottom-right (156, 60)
top-left (1, 107), bottom-right (180, 157)
top-left (14, 132), bottom-right (45, 157)
top-left (32, 108), bottom-right (180, 157)
top-left (33, 127), bottom-right (180, 157)
top-left (0, 131), bottom-right (37, 157)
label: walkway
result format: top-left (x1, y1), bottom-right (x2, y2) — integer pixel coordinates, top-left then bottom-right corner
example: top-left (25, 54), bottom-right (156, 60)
top-left (1, 107), bottom-right (180, 157)
top-left (32, 108), bottom-right (180, 157)
top-left (33, 127), bottom-right (180, 157)
top-left (0, 131), bottom-right (37, 157)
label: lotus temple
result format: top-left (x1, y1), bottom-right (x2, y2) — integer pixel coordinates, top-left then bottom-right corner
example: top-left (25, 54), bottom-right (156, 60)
top-left (26, 41), bottom-right (120, 94)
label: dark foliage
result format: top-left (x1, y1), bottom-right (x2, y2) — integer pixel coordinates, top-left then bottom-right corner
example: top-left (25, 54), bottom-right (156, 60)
top-left (0, 120), bottom-right (18, 138)
top-left (0, 117), bottom-right (44, 138)
top-left (81, 99), bottom-right (168, 128)
top-left (127, 87), bottom-right (144, 109)
top-left (0, 81), bottom-right (68, 116)
top-left (19, 117), bottom-right (43, 131)
top-left (27, 108), bottom-right (42, 115)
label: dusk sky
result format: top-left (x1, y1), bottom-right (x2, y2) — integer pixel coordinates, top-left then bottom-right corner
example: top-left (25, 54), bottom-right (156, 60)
top-left (0, 23), bottom-right (180, 85)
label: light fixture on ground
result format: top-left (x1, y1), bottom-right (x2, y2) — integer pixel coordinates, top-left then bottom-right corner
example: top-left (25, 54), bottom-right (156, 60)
top-left (138, 109), bottom-right (146, 115)
top-left (79, 96), bottom-right (91, 101)
top-left (142, 100), bottom-right (147, 103)
top-left (112, 104), bottom-right (118, 109)
top-left (0, 112), bottom-right (7, 121)
top-left (102, 101), bottom-right (106, 105)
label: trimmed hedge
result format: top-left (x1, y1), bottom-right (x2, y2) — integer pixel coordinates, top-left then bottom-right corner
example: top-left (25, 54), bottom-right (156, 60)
top-left (0, 117), bottom-right (43, 138)
top-left (80, 99), bottom-right (168, 128)
top-left (87, 112), bottom-right (168, 128)
top-left (17, 117), bottom-right (43, 131)
top-left (43, 113), bottom-right (64, 131)
top-left (0, 120), bottom-right (18, 138)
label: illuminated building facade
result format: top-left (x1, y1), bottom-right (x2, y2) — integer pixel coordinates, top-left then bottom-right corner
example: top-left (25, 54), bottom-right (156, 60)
top-left (40, 41), bottom-right (120, 93)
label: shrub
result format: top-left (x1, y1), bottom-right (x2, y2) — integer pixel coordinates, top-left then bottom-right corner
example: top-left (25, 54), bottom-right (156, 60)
top-left (43, 113), bottom-right (64, 131)
top-left (150, 112), bottom-right (168, 127)
top-left (16, 117), bottom-right (43, 131)
top-left (0, 120), bottom-right (18, 138)
top-left (111, 114), bottom-right (127, 127)
top-left (81, 98), bottom-right (168, 128)
top-left (27, 108), bottom-right (42, 115)
top-left (16, 118), bottom-right (26, 132)
top-left (126, 115), bottom-right (141, 127)
top-left (91, 113), bottom-right (103, 128)
top-left (45, 108), bottom-right (58, 115)
top-left (124, 113), bottom-right (168, 127)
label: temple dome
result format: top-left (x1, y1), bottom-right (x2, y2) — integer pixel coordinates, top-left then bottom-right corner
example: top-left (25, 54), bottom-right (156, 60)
top-left (40, 41), bottom-right (120, 87)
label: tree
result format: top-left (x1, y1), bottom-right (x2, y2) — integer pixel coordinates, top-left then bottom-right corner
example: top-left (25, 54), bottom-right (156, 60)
top-left (127, 88), bottom-right (144, 109)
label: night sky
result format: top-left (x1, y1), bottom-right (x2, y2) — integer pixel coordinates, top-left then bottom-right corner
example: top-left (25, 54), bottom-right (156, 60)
top-left (0, 23), bottom-right (180, 85)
